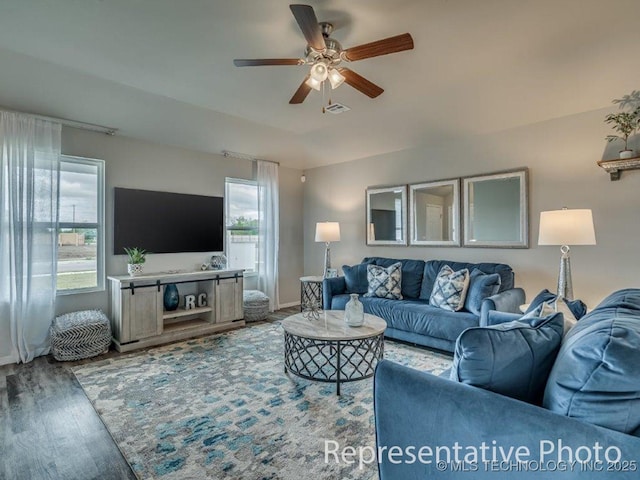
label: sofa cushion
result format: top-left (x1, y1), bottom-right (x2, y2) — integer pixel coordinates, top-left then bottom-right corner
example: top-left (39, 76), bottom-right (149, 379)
top-left (359, 297), bottom-right (479, 343)
top-left (364, 262), bottom-right (403, 300)
top-left (420, 260), bottom-right (514, 299)
top-left (543, 288), bottom-right (640, 434)
top-left (342, 263), bottom-right (371, 295)
top-left (362, 257), bottom-right (425, 299)
top-left (463, 269), bottom-right (501, 315)
top-left (451, 311), bottom-right (564, 404)
top-left (429, 266), bottom-right (470, 312)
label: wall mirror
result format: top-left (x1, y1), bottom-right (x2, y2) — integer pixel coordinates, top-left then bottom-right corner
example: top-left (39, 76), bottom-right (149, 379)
top-left (366, 185), bottom-right (407, 245)
top-left (409, 179), bottom-right (460, 246)
top-left (462, 169), bottom-right (529, 248)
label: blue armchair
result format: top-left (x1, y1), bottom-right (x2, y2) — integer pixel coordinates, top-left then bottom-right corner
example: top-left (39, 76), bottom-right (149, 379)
top-left (374, 289), bottom-right (640, 479)
top-left (374, 360), bottom-right (640, 479)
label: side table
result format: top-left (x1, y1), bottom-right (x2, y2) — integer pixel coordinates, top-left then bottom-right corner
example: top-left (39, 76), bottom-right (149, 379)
top-left (300, 276), bottom-right (324, 311)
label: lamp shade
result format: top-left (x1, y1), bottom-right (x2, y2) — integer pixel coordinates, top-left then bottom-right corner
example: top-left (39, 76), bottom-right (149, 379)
top-left (538, 209), bottom-right (596, 246)
top-left (315, 222), bottom-right (341, 242)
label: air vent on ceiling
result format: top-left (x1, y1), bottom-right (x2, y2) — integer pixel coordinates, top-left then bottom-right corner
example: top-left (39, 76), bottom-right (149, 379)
top-left (325, 103), bottom-right (351, 114)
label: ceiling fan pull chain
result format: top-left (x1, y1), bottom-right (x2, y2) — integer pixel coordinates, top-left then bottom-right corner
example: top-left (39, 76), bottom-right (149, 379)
top-left (322, 80), bottom-right (326, 113)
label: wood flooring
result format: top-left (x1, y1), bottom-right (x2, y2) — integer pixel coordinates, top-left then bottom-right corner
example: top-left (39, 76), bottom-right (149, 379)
top-left (0, 307), bottom-right (298, 480)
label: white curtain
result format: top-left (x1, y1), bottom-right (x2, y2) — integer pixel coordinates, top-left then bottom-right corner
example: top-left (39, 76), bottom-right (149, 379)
top-left (257, 160), bottom-right (279, 311)
top-left (0, 111), bottom-right (61, 363)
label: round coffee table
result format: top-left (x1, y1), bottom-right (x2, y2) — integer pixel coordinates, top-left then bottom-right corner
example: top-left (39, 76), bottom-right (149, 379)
top-left (282, 310), bottom-right (387, 395)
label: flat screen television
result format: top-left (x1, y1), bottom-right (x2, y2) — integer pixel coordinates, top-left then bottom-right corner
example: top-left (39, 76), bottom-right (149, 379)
top-left (113, 187), bottom-right (224, 254)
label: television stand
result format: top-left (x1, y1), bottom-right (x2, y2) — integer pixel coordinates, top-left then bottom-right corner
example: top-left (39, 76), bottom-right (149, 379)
top-left (108, 269), bottom-right (244, 352)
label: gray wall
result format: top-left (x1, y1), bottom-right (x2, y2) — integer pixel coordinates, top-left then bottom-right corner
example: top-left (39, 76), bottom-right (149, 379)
top-left (55, 127), bottom-right (303, 316)
top-left (303, 108), bottom-right (640, 308)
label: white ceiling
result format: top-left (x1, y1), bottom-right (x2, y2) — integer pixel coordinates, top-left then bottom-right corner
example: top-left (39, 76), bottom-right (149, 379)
top-left (0, 0), bottom-right (639, 169)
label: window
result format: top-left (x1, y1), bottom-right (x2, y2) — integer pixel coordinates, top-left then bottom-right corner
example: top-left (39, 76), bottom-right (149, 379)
top-left (225, 178), bottom-right (258, 272)
top-left (56, 156), bottom-right (105, 294)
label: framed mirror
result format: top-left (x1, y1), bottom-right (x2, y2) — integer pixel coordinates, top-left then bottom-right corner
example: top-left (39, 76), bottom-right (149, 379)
top-left (462, 169), bottom-right (529, 248)
top-left (409, 179), bottom-right (460, 246)
top-left (366, 185), bottom-right (407, 245)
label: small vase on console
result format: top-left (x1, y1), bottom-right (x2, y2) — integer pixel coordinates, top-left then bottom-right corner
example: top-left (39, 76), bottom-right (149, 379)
top-left (344, 293), bottom-right (364, 327)
top-left (163, 284), bottom-right (179, 311)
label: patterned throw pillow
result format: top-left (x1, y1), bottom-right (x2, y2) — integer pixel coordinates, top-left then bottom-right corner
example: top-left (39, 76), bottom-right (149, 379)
top-left (364, 262), bottom-right (403, 300)
top-left (429, 265), bottom-right (470, 311)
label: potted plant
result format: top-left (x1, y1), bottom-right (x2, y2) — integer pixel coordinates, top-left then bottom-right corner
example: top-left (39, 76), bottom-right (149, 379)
top-left (124, 247), bottom-right (147, 276)
top-left (606, 91), bottom-right (640, 159)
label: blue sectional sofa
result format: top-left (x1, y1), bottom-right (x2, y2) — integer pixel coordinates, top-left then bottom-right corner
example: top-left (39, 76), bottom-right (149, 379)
top-left (374, 288), bottom-right (640, 479)
top-left (323, 257), bottom-right (525, 352)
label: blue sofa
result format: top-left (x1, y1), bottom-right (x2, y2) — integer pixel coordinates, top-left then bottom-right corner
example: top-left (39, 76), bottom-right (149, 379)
top-left (323, 257), bottom-right (525, 352)
top-left (374, 289), bottom-right (640, 479)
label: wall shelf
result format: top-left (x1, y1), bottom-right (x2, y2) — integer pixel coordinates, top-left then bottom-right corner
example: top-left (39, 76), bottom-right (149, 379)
top-left (597, 156), bottom-right (640, 181)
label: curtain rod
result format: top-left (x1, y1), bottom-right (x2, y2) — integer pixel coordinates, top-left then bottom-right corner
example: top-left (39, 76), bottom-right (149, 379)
top-left (0, 107), bottom-right (118, 135)
top-left (221, 150), bottom-right (279, 165)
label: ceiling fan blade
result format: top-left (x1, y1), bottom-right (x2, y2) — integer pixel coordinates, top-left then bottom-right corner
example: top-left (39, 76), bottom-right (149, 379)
top-left (234, 58), bottom-right (303, 67)
top-left (290, 4), bottom-right (326, 51)
top-left (289, 75), bottom-right (312, 104)
top-left (337, 68), bottom-right (384, 98)
top-left (343, 33), bottom-right (414, 61)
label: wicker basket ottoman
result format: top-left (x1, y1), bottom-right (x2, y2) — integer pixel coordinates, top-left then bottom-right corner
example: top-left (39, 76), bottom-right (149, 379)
top-left (243, 290), bottom-right (270, 322)
top-left (50, 310), bottom-right (112, 361)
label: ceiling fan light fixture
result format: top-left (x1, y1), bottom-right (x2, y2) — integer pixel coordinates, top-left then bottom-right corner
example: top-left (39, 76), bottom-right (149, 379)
top-left (305, 76), bottom-right (323, 91)
top-left (328, 68), bottom-right (345, 89)
top-left (310, 61), bottom-right (329, 82)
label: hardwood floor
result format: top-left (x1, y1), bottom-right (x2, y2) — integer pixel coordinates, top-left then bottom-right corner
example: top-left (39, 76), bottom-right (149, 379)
top-left (1, 356), bottom-right (137, 480)
top-left (0, 307), bottom-right (298, 480)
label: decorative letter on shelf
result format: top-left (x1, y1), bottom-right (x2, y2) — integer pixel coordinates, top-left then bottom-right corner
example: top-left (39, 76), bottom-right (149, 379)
top-left (197, 293), bottom-right (207, 307)
top-left (184, 294), bottom-right (196, 310)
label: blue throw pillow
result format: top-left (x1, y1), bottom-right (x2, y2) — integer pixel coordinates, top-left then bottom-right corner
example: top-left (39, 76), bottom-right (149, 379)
top-left (463, 269), bottom-right (501, 315)
top-left (364, 262), bottom-right (403, 300)
top-left (429, 266), bottom-right (470, 312)
top-left (543, 289), bottom-right (640, 434)
top-left (362, 257), bottom-right (425, 299)
top-left (450, 312), bottom-right (564, 404)
top-left (342, 263), bottom-right (369, 295)
top-left (525, 289), bottom-right (587, 320)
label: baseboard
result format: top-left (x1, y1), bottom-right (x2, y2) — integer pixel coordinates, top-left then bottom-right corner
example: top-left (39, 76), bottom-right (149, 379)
top-left (0, 354), bottom-right (17, 366)
top-left (278, 301), bottom-right (300, 309)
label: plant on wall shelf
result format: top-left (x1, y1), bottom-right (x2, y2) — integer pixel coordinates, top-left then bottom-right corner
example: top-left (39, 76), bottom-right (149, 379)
top-left (605, 91), bottom-right (640, 158)
top-left (605, 111), bottom-right (640, 151)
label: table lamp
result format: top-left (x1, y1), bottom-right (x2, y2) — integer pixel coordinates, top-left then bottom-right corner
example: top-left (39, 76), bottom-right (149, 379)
top-left (538, 208), bottom-right (596, 300)
top-left (315, 222), bottom-right (340, 278)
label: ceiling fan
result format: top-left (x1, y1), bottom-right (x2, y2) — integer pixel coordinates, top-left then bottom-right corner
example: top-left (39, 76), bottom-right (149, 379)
top-left (233, 4), bottom-right (414, 105)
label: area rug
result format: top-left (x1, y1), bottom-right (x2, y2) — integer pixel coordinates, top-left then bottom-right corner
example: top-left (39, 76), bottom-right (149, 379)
top-left (73, 321), bottom-right (452, 480)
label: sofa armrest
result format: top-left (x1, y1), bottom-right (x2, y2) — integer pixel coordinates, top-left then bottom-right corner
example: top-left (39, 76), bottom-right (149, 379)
top-left (483, 310), bottom-right (523, 326)
top-left (374, 360), bottom-right (640, 480)
top-left (479, 287), bottom-right (525, 323)
top-left (322, 277), bottom-right (346, 310)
